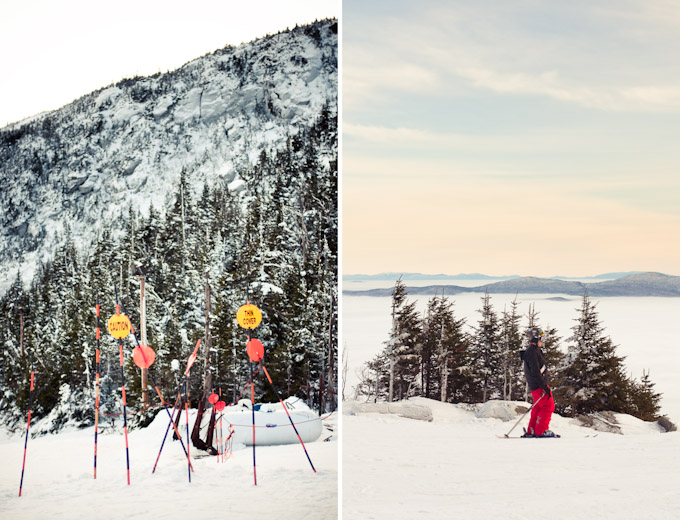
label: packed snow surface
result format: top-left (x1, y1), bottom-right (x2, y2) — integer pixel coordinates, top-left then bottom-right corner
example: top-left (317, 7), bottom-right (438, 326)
top-left (343, 397), bottom-right (679, 519)
top-left (0, 408), bottom-right (337, 519)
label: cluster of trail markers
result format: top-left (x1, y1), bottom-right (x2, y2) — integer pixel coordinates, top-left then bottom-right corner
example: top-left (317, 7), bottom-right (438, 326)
top-left (18, 293), bottom-right (318, 496)
top-left (237, 300), bottom-right (317, 485)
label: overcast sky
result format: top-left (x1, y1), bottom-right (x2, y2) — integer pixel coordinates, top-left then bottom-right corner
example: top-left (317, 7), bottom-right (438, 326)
top-left (0, 0), bottom-right (338, 127)
top-left (343, 0), bottom-right (680, 277)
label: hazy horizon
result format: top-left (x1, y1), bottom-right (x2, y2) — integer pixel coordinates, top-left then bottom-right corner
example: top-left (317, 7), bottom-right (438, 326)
top-left (343, 0), bottom-right (680, 278)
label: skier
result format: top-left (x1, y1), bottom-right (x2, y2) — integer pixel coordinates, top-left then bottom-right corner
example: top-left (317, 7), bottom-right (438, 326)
top-left (520, 327), bottom-right (557, 437)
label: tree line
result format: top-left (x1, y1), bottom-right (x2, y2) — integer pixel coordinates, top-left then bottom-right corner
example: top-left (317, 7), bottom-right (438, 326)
top-left (356, 278), bottom-right (662, 422)
top-left (0, 109), bottom-right (337, 432)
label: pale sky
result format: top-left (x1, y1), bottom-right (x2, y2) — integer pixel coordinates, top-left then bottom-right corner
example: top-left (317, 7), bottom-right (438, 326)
top-left (0, 0), bottom-right (338, 127)
top-left (343, 0), bottom-right (680, 278)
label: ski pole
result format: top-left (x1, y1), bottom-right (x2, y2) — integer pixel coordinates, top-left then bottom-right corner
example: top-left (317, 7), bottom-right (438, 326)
top-left (94, 297), bottom-right (101, 479)
top-left (184, 375), bottom-right (191, 483)
top-left (502, 393), bottom-right (545, 438)
top-left (262, 364), bottom-right (316, 473)
top-left (18, 360), bottom-right (35, 497)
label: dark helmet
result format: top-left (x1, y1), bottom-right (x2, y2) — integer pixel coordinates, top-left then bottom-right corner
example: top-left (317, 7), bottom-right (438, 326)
top-left (526, 327), bottom-right (544, 343)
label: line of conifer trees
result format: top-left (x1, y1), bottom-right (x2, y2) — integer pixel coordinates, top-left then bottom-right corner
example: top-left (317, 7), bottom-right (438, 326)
top-left (0, 108), bottom-right (337, 432)
top-left (357, 278), bottom-right (662, 422)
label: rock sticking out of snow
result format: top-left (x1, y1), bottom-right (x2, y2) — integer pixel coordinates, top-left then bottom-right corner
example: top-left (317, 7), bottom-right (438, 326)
top-left (346, 401), bottom-right (433, 422)
top-left (573, 411), bottom-right (622, 434)
top-left (475, 400), bottom-right (529, 422)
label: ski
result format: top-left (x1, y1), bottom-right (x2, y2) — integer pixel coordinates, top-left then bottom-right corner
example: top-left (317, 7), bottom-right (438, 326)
top-left (497, 434), bottom-right (561, 438)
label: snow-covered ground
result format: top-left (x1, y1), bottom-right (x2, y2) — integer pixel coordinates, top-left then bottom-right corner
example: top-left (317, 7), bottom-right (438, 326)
top-left (343, 397), bottom-right (680, 519)
top-left (0, 409), bottom-right (337, 520)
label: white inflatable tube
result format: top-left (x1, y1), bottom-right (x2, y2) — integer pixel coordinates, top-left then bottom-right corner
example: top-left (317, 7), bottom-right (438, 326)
top-left (220, 398), bottom-right (323, 446)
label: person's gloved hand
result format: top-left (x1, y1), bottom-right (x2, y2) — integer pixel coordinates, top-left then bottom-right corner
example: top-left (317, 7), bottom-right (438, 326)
top-left (543, 387), bottom-right (551, 398)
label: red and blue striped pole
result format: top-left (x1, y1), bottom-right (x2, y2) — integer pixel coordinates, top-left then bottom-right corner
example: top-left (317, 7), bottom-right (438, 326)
top-left (18, 360), bottom-right (35, 497)
top-left (184, 376), bottom-right (191, 483)
top-left (249, 342), bottom-right (257, 485)
top-left (94, 297), bottom-right (101, 479)
top-left (119, 332), bottom-right (131, 485)
top-left (262, 364), bottom-right (316, 473)
top-left (112, 287), bottom-right (131, 485)
top-left (152, 393), bottom-right (180, 473)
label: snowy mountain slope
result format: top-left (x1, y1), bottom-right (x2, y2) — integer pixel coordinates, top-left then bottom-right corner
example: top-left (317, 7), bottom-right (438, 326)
top-left (343, 398), bottom-right (679, 519)
top-left (0, 19), bottom-right (337, 296)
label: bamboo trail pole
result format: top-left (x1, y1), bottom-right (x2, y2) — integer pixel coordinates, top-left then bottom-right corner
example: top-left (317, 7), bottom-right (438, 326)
top-left (18, 360), bottom-right (35, 497)
top-left (94, 298), bottom-right (101, 479)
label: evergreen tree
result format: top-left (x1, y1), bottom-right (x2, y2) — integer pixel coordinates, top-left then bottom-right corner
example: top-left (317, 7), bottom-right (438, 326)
top-left (420, 295), bottom-right (442, 399)
top-left (469, 292), bottom-right (502, 402)
top-left (432, 296), bottom-right (475, 403)
top-left (0, 102), bottom-right (338, 430)
top-left (628, 369), bottom-right (662, 421)
top-left (500, 297), bottom-right (524, 401)
top-left (384, 278), bottom-right (421, 401)
top-left (562, 292), bottom-right (631, 416)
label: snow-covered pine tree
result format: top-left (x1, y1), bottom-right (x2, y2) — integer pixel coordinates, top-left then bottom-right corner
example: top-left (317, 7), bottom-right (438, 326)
top-left (500, 297), bottom-right (524, 401)
top-left (628, 369), bottom-right (662, 421)
top-left (538, 325), bottom-right (566, 404)
top-left (432, 295), bottom-right (475, 403)
top-left (383, 278), bottom-right (421, 401)
top-left (470, 292), bottom-right (503, 402)
top-left (562, 292), bottom-right (632, 416)
top-left (362, 350), bottom-right (391, 402)
top-left (420, 294), bottom-right (443, 399)
top-left (0, 272), bottom-right (30, 425)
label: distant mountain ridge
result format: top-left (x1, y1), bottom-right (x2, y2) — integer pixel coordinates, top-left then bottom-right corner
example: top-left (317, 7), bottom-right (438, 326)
top-left (343, 271), bottom-right (649, 281)
top-left (343, 272), bottom-right (680, 297)
top-left (344, 272), bottom-right (520, 281)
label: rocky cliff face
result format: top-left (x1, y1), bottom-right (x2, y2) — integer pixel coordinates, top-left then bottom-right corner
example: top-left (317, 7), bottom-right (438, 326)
top-left (0, 19), bottom-right (337, 295)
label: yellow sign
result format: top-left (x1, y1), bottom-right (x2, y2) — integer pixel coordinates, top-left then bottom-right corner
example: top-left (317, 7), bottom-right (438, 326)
top-left (108, 313), bottom-right (131, 339)
top-left (237, 304), bottom-right (262, 329)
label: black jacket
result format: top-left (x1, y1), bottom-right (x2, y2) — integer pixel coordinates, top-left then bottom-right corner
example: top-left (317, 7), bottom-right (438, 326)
top-left (520, 344), bottom-right (549, 392)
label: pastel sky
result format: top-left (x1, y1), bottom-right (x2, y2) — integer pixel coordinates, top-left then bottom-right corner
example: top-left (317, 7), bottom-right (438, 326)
top-left (0, 0), bottom-right (338, 127)
top-left (342, 0), bottom-right (680, 277)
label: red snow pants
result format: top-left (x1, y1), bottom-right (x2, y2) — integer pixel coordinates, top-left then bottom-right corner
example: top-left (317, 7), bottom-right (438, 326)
top-left (527, 387), bottom-right (555, 436)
